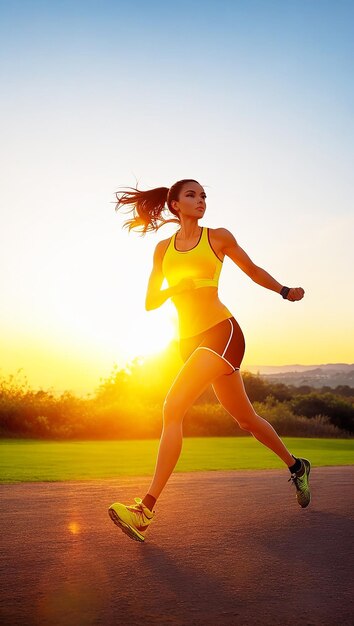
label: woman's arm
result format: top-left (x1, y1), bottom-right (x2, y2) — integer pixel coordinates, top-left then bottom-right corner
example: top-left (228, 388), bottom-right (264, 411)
top-left (145, 241), bottom-right (175, 310)
top-left (219, 228), bottom-right (304, 301)
top-left (145, 242), bottom-right (196, 310)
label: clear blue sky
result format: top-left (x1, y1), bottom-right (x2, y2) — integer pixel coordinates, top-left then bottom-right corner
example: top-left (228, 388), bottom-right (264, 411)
top-left (1, 1), bottom-right (353, 393)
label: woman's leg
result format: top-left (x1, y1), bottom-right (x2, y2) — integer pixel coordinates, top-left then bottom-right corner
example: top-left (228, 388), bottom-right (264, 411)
top-left (145, 348), bottom-right (235, 502)
top-left (212, 370), bottom-right (295, 466)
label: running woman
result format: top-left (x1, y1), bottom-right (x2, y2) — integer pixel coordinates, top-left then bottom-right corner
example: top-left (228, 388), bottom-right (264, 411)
top-left (108, 178), bottom-right (311, 542)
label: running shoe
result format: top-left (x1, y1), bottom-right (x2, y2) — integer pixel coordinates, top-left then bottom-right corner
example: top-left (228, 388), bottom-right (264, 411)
top-left (108, 497), bottom-right (155, 542)
top-left (288, 458), bottom-right (311, 508)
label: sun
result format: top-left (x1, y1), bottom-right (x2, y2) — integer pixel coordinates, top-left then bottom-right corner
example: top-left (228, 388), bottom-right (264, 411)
top-left (121, 311), bottom-right (178, 361)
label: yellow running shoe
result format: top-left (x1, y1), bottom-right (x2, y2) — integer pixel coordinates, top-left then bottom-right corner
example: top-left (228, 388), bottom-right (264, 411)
top-left (108, 497), bottom-right (155, 542)
top-left (288, 458), bottom-right (311, 508)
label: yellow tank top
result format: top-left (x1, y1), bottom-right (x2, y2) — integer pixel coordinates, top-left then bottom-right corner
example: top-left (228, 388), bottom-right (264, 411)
top-left (162, 226), bottom-right (233, 338)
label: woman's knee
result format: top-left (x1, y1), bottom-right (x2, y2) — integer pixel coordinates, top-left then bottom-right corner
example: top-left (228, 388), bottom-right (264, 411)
top-left (162, 396), bottom-right (185, 425)
top-left (233, 417), bottom-right (251, 431)
top-left (233, 408), bottom-right (259, 430)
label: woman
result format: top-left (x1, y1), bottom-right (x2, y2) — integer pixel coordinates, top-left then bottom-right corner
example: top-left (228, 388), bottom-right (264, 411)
top-left (108, 178), bottom-right (311, 543)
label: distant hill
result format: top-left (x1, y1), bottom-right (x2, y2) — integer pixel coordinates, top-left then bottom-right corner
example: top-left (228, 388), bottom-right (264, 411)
top-left (244, 363), bottom-right (354, 389)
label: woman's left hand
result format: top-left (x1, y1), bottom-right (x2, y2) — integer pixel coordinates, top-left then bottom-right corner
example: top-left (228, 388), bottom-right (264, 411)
top-left (287, 287), bottom-right (305, 301)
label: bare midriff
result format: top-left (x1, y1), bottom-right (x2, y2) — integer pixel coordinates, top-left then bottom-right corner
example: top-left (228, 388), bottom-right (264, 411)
top-left (171, 286), bottom-right (233, 339)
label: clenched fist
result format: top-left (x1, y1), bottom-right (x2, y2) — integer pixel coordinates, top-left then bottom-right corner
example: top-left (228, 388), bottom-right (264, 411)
top-left (286, 287), bottom-right (305, 301)
top-left (173, 277), bottom-right (196, 295)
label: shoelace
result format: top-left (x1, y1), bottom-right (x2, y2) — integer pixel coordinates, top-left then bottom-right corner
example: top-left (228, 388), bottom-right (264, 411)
top-left (126, 497), bottom-right (152, 520)
top-left (126, 504), bottom-right (144, 515)
top-left (288, 471), bottom-right (306, 490)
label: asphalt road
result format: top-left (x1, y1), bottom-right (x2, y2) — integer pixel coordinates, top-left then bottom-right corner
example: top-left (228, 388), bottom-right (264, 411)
top-left (1, 466), bottom-right (354, 626)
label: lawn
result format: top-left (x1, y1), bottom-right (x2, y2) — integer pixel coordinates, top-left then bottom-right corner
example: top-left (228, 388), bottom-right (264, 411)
top-left (1, 437), bottom-right (353, 483)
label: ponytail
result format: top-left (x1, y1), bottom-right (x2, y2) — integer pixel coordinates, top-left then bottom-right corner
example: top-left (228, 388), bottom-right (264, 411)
top-left (114, 178), bottom-right (200, 235)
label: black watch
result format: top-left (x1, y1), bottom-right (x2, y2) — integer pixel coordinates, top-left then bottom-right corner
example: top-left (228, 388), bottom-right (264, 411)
top-left (280, 286), bottom-right (290, 299)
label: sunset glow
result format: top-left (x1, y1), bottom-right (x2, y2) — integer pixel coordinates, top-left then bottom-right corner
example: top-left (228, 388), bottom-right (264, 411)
top-left (1, 1), bottom-right (353, 394)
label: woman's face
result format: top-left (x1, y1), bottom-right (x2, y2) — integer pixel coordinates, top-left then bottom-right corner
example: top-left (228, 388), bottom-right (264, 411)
top-left (172, 181), bottom-right (207, 218)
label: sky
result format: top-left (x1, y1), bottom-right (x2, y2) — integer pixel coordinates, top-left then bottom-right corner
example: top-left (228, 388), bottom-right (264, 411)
top-left (1, 0), bottom-right (353, 395)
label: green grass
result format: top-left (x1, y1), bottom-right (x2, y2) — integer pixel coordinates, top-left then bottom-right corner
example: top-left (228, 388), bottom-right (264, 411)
top-left (0, 437), bottom-right (353, 483)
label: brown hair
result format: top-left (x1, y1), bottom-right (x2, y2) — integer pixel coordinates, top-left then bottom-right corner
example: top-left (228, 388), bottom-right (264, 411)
top-left (114, 179), bottom-right (201, 235)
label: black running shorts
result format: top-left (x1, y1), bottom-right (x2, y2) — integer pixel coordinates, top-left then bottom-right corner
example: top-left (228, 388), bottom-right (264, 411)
top-left (179, 316), bottom-right (245, 375)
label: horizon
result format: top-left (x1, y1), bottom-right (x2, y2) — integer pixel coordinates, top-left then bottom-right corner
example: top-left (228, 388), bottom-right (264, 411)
top-left (3, 360), bottom-right (353, 398)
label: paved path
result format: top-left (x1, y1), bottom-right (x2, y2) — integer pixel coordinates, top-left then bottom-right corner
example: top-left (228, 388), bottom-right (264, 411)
top-left (1, 466), bottom-right (354, 626)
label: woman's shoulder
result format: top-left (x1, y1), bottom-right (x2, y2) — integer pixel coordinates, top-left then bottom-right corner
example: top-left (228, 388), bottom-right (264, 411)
top-left (155, 234), bottom-right (174, 258)
top-left (207, 226), bottom-right (234, 245)
top-left (208, 226), bottom-right (231, 237)
top-left (206, 227), bottom-right (233, 262)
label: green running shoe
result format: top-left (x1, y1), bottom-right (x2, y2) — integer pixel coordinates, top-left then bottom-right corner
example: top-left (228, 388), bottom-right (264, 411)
top-left (288, 458), bottom-right (311, 508)
top-left (108, 497), bottom-right (155, 542)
